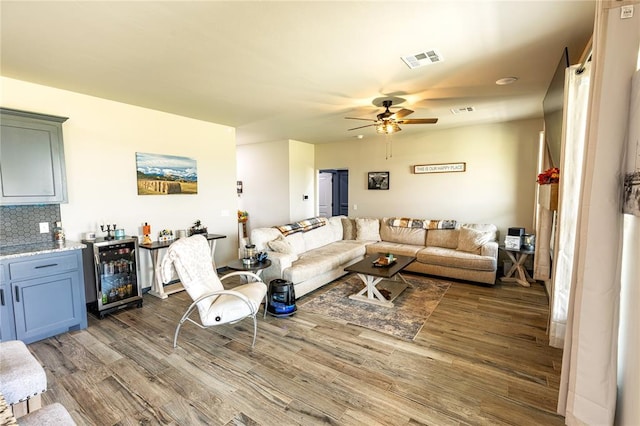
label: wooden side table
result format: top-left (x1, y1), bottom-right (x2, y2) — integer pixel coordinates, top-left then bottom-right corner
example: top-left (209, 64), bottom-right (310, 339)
top-left (500, 245), bottom-right (536, 287)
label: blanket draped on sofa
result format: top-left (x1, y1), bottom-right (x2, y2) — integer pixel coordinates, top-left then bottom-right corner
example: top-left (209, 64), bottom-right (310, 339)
top-left (275, 217), bottom-right (328, 236)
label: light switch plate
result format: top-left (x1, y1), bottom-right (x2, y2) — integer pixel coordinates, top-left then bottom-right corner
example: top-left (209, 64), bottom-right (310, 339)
top-left (621, 5), bottom-right (633, 19)
top-left (39, 222), bottom-right (49, 233)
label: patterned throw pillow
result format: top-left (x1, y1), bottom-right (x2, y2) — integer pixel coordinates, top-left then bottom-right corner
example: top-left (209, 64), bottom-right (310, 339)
top-left (267, 235), bottom-right (297, 256)
top-left (341, 217), bottom-right (356, 240)
top-left (456, 227), bottom-right (494, 254)
top-left (356, 218), bottom-right (381, 241)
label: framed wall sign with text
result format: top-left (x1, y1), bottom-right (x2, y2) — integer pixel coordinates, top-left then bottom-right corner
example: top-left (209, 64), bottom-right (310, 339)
top-left (413, 162), bottom-right (466, 174)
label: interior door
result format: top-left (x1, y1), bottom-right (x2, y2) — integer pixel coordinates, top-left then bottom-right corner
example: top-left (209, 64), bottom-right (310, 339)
top-left (318, 172), bottom-right (333, 217)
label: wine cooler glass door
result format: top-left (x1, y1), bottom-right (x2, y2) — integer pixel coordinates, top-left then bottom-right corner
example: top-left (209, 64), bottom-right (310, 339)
top-left (97, 240), bottom-right (140, 311)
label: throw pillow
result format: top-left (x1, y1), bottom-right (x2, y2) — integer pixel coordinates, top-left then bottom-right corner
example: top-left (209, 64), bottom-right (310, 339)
top-left (341, 217), bottom-right (356, 240)
top-left (356, 218), bottom-right (381, 241)
top-left (456, 227), bottom-right (494, 254)
top-left (267, 235), bottom-right (296, 255)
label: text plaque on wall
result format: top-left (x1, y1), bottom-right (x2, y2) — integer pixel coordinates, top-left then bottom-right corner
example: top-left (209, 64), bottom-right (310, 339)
top-left (413, 162), bottom-right (466, 174)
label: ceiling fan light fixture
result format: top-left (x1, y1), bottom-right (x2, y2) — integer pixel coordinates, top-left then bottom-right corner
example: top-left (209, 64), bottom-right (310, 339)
top-left (375, 121), bottom-right (401, 134)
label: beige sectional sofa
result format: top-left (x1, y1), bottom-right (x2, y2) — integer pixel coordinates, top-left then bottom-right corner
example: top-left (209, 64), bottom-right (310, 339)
top-left (249, 216), bottom-right (498, 299)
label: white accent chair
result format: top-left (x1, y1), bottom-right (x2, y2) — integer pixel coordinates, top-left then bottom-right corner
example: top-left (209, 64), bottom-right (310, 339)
top-left (160, 235), bottom-right (267, 348)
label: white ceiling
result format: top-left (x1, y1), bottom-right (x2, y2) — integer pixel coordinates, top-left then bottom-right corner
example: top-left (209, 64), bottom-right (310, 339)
top-left (0, 1), bottom-right (595, 145)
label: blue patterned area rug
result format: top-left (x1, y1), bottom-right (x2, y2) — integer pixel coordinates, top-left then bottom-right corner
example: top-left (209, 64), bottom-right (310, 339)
top-left (298, 273), bottom-right (451, 340)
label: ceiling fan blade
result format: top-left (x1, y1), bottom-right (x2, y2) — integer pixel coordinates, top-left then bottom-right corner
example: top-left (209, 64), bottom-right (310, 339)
top-left (347, 123), bottom-right (376, 131)
top-left (398, 118), bottom-right (438, 124)
top-left (393, 108), bottom-right (414, 119)
top-left (345, 117), bottom-right (377, 122)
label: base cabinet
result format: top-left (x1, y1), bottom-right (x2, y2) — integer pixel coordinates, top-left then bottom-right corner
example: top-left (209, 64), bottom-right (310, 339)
top-left (0, 250), bottom-right (87, 343)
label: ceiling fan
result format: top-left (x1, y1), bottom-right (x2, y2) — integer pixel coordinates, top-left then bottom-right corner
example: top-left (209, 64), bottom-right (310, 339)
top-left (345, 100), bottom-right (438, 134)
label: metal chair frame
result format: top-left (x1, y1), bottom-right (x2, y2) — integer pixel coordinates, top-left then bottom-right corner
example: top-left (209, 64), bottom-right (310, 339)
top-left (173, 270), bottom-right (266, 348)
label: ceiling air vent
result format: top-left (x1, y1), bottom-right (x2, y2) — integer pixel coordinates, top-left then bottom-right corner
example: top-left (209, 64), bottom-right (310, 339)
top-left (450, 106), bottom-right (475, 114)
top-left (401, 49), bottom-right (444, 69)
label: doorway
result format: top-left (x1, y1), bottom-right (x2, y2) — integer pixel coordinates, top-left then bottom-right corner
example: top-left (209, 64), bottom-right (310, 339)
top-left (318, 169), bottom-right (349, 217)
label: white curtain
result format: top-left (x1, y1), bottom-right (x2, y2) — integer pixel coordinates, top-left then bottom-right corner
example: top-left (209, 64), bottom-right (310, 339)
top-left (558, 3), bottom-right (639, 424)
top-left (548, 62), bottom-right (590, 348)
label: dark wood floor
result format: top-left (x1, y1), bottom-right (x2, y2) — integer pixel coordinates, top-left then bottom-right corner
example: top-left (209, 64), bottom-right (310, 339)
top-left (28, 274), bottom-right (564, 425)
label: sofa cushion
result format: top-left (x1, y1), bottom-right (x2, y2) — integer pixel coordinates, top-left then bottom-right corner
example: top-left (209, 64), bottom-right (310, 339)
top-left (417, 246), bottom-right (496, 271)
top-left (380, 218), bottom-right (426, 245)
top-left (425, 229), bottom-right (460, 249)
top-left (365, 241), bottom-right (423, 257)
top-left (303, 221), bottom-right (340, 252)
top-left (286, 232), bottom-right (306, 255)
top-left (356, 218), bottom-right (381, 241)
top-left (284, 240), bottom-right (367, 283)
top-left (251, 227), bottom-right (283, 252)
top-left (341, 217), bottom-right (356, 240)
top-left (457, 227), bottom-right (495, 254)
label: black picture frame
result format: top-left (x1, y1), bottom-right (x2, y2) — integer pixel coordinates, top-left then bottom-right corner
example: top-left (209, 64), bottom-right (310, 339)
top-left (368, 171), bottom-right (389, 190)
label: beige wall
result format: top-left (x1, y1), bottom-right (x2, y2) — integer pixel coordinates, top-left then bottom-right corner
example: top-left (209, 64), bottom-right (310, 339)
top-left (237, 140), bottom-right (290, 230)
top-left (1, 77), bottom-right (239, 288)
top-left (315, 118), bottom-right (543, 238)
top-left (288, 140), bottom-right (315, 221)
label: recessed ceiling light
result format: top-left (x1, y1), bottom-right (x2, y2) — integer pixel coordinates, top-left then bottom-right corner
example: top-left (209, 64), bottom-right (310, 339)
top-left (496, 77), bottom-right (518, 85)
top-left (356, 134), bottom-right (364, 139)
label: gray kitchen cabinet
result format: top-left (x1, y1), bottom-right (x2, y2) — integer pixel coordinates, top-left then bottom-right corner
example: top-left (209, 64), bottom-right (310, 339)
top-left (0, 250), bottom-right (87, 343)
top-left (0, 264), bottom-right (15, 341)
top-left (0, 108), bottom-right (69, 205)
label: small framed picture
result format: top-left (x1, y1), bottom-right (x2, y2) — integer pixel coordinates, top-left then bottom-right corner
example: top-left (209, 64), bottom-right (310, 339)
top-left (368, 171), bottom-right (390, 190)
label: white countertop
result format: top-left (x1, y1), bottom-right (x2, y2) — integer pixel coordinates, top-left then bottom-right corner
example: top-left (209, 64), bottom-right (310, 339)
top-left (0, 241), bottom-right (86, 260)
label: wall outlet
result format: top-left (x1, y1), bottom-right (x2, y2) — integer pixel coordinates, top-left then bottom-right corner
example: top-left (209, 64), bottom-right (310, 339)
top-left (39, 222), bottom-right (49, 233)
top-left (353, 204), bottom-right (358, 210)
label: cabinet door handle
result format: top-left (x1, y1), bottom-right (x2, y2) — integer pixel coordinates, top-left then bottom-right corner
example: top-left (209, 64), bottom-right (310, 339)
top-left (14, 286), bottom-right (20, 302)
top-left (0, 289), bottom-right (4, 306)
top-left (35, 263), bottom-right (58, 269)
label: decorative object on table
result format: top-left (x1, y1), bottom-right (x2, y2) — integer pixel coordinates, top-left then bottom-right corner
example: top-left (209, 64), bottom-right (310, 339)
top-left (367, 171), bottom-right (389, 190)
top-left (53, 221), bottom-right (65, 244)
top-left (142, 222), bottom-right (152, 244)
top-left (256, 251), bottom-right (268, 262)
top-left (373, 253), bottom-right (396, 266)
top-left (158, 229), bottom-right (174, 243)
top-left (521, 234), bottom-right (536, 251)
top-left (135, 152), bottom-right (198, 195)
top-left (413, 162), bottom-right (466, 174)
top-left (175, 229), bottom-right (187, 239)
top-left (189, 219), bottom-right (207, 236)
top-left (243, 244), bottom-right (257, 264)
top-left (100, 223), bottom-right (117, 240)
top-left (505, 227), bottom-right (524, 250)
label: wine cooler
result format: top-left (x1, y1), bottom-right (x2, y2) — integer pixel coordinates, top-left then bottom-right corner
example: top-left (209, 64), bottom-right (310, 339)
top-left (82, 237), bottom-right (143, 318)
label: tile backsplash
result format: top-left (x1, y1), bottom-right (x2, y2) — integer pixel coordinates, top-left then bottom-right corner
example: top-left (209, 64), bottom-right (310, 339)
top-left (0, 204), bottom-right (61, 246)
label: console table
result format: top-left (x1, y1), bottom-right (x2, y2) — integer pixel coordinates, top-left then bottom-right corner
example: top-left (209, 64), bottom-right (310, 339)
top-left (140, 234), bottom-right (226, 299)
top-left (499, 245), bottom-right (536, 287)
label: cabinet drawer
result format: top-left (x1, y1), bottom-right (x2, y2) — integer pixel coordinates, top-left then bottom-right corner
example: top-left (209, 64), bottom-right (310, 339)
top-left (9, 253), bottom-right (79, 281)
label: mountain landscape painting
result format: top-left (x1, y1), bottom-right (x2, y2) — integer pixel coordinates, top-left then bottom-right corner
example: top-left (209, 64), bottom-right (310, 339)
top-left (136, 152), bottom-right (198, 195)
